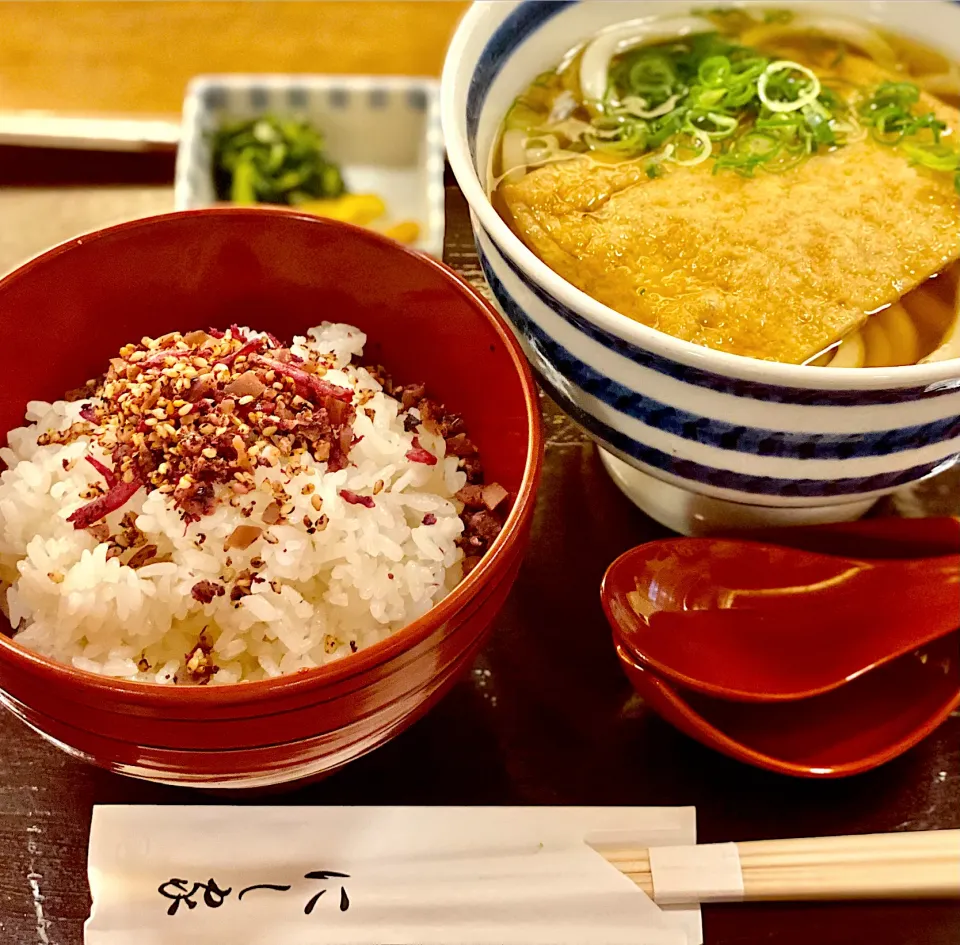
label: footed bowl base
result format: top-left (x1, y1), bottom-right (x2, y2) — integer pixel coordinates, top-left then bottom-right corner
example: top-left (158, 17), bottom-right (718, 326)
top-left (598, 448), bottom-right (877, 536)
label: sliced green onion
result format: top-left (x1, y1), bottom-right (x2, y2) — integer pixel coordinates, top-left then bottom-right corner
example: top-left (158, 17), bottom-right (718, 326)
top-left (692, 87), bottom-right (728, 109)
top-left (559, 26), bottom-right (958, 191)
top-left (901, 141), bottom-right (960, 172)
top-left (860, 82), bottom-right (949, 147)
top-left (698, 55), bottom-right (732, 87)
top-left (714, 130), bottom-right (783, 176)
top-left (801, 105), bottom-right (837, 147)
top-left (731, 57), bottom-right (768, 81)
top-left (585, 118), bottom-right (650, 154)
top-left (721, 81), bottom-right (761, 109)
top-left (664, 126), bottom-right (714, 166)
top-left (758, 60), bottom-right (821, 113)
top-left (906, 113), bottom-right (947, 142)
top-left (620, 93), bottom-right (683, 119)
top-left (690, 110), bottom-right (740, 138)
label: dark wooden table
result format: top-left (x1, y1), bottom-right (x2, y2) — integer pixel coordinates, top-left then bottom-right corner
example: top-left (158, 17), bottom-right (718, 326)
top-left (1, 148), bottom-right (958, 945)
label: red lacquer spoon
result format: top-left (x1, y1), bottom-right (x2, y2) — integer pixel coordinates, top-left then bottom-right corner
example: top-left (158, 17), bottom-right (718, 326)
top-left (601, 517), bottom-right (960, 702)
top-left (614, 631), bottom-right (960, 778)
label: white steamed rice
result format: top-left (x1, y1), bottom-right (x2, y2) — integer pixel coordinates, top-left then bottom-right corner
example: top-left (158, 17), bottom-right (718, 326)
top-left (0, 323), bottom-right (468, 684)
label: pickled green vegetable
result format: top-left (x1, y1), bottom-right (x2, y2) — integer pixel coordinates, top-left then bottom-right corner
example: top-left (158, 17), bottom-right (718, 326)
top-left (212, 116), bottom-right (346, 205)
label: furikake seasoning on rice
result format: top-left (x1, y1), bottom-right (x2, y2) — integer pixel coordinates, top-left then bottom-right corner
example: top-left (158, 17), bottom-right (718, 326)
top-left (0, 324), bottom-right (508, 685)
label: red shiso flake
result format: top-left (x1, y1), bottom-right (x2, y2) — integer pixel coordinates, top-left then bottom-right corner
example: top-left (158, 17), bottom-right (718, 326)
top-left (405, 436), bottom-right (438, 466)
top-left (422, 513), bottom-right (437, 525)
top-left (217, 335), bottom-right (268, 368)
top-left (85, 455), bottom-right (117, 488)
top-left (339, 489), bottom-right (375, 509)
top-left (139, 349), bottom-right (199, 369)
top-left (79, 404), bottom-right (98, 423)
top-left (67, 478), bottom-right (142, 529)
top-left (253, 356), bottom-right (354, 404)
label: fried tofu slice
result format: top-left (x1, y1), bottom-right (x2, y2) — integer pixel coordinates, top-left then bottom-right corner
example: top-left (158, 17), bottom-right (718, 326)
top-left (501, 57), bottom-right (960, 364)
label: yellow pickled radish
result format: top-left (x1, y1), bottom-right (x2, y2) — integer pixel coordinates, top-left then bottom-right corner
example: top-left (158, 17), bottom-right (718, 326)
top-left (382, 221), bottom-right (421, 244)
top-left (297, 194), bottom-right (386, 226)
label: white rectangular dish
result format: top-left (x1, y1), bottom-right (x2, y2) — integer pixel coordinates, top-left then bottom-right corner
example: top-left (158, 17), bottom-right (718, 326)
top-left (175, 74), bottom-right (445, 257)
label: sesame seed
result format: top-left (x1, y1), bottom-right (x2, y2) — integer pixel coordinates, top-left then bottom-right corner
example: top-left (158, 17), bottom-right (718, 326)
top-left (311, 494), bottom-right (323, 511)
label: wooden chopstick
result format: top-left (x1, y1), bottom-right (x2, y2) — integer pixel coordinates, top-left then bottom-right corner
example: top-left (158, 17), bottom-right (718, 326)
top-left (600, 830), bottom-right (960, 902)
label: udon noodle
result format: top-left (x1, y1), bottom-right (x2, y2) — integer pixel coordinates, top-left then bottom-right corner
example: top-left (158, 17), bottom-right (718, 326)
top-left (491, 7), bottom-right (960, 367)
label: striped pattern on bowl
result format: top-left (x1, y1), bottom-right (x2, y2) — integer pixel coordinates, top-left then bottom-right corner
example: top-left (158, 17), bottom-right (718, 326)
top-left (444, 0), bottom-right (960, 509)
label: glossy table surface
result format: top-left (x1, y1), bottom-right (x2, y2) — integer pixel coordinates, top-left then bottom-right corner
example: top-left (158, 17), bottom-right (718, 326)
top-left (0, 148), bottom-right (958, 945)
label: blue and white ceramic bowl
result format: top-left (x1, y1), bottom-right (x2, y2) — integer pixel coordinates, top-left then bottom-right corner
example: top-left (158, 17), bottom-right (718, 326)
top-left (442, 0), bottom-right (960, 533)
top-left (177, 74), bottom-right (446, 258)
